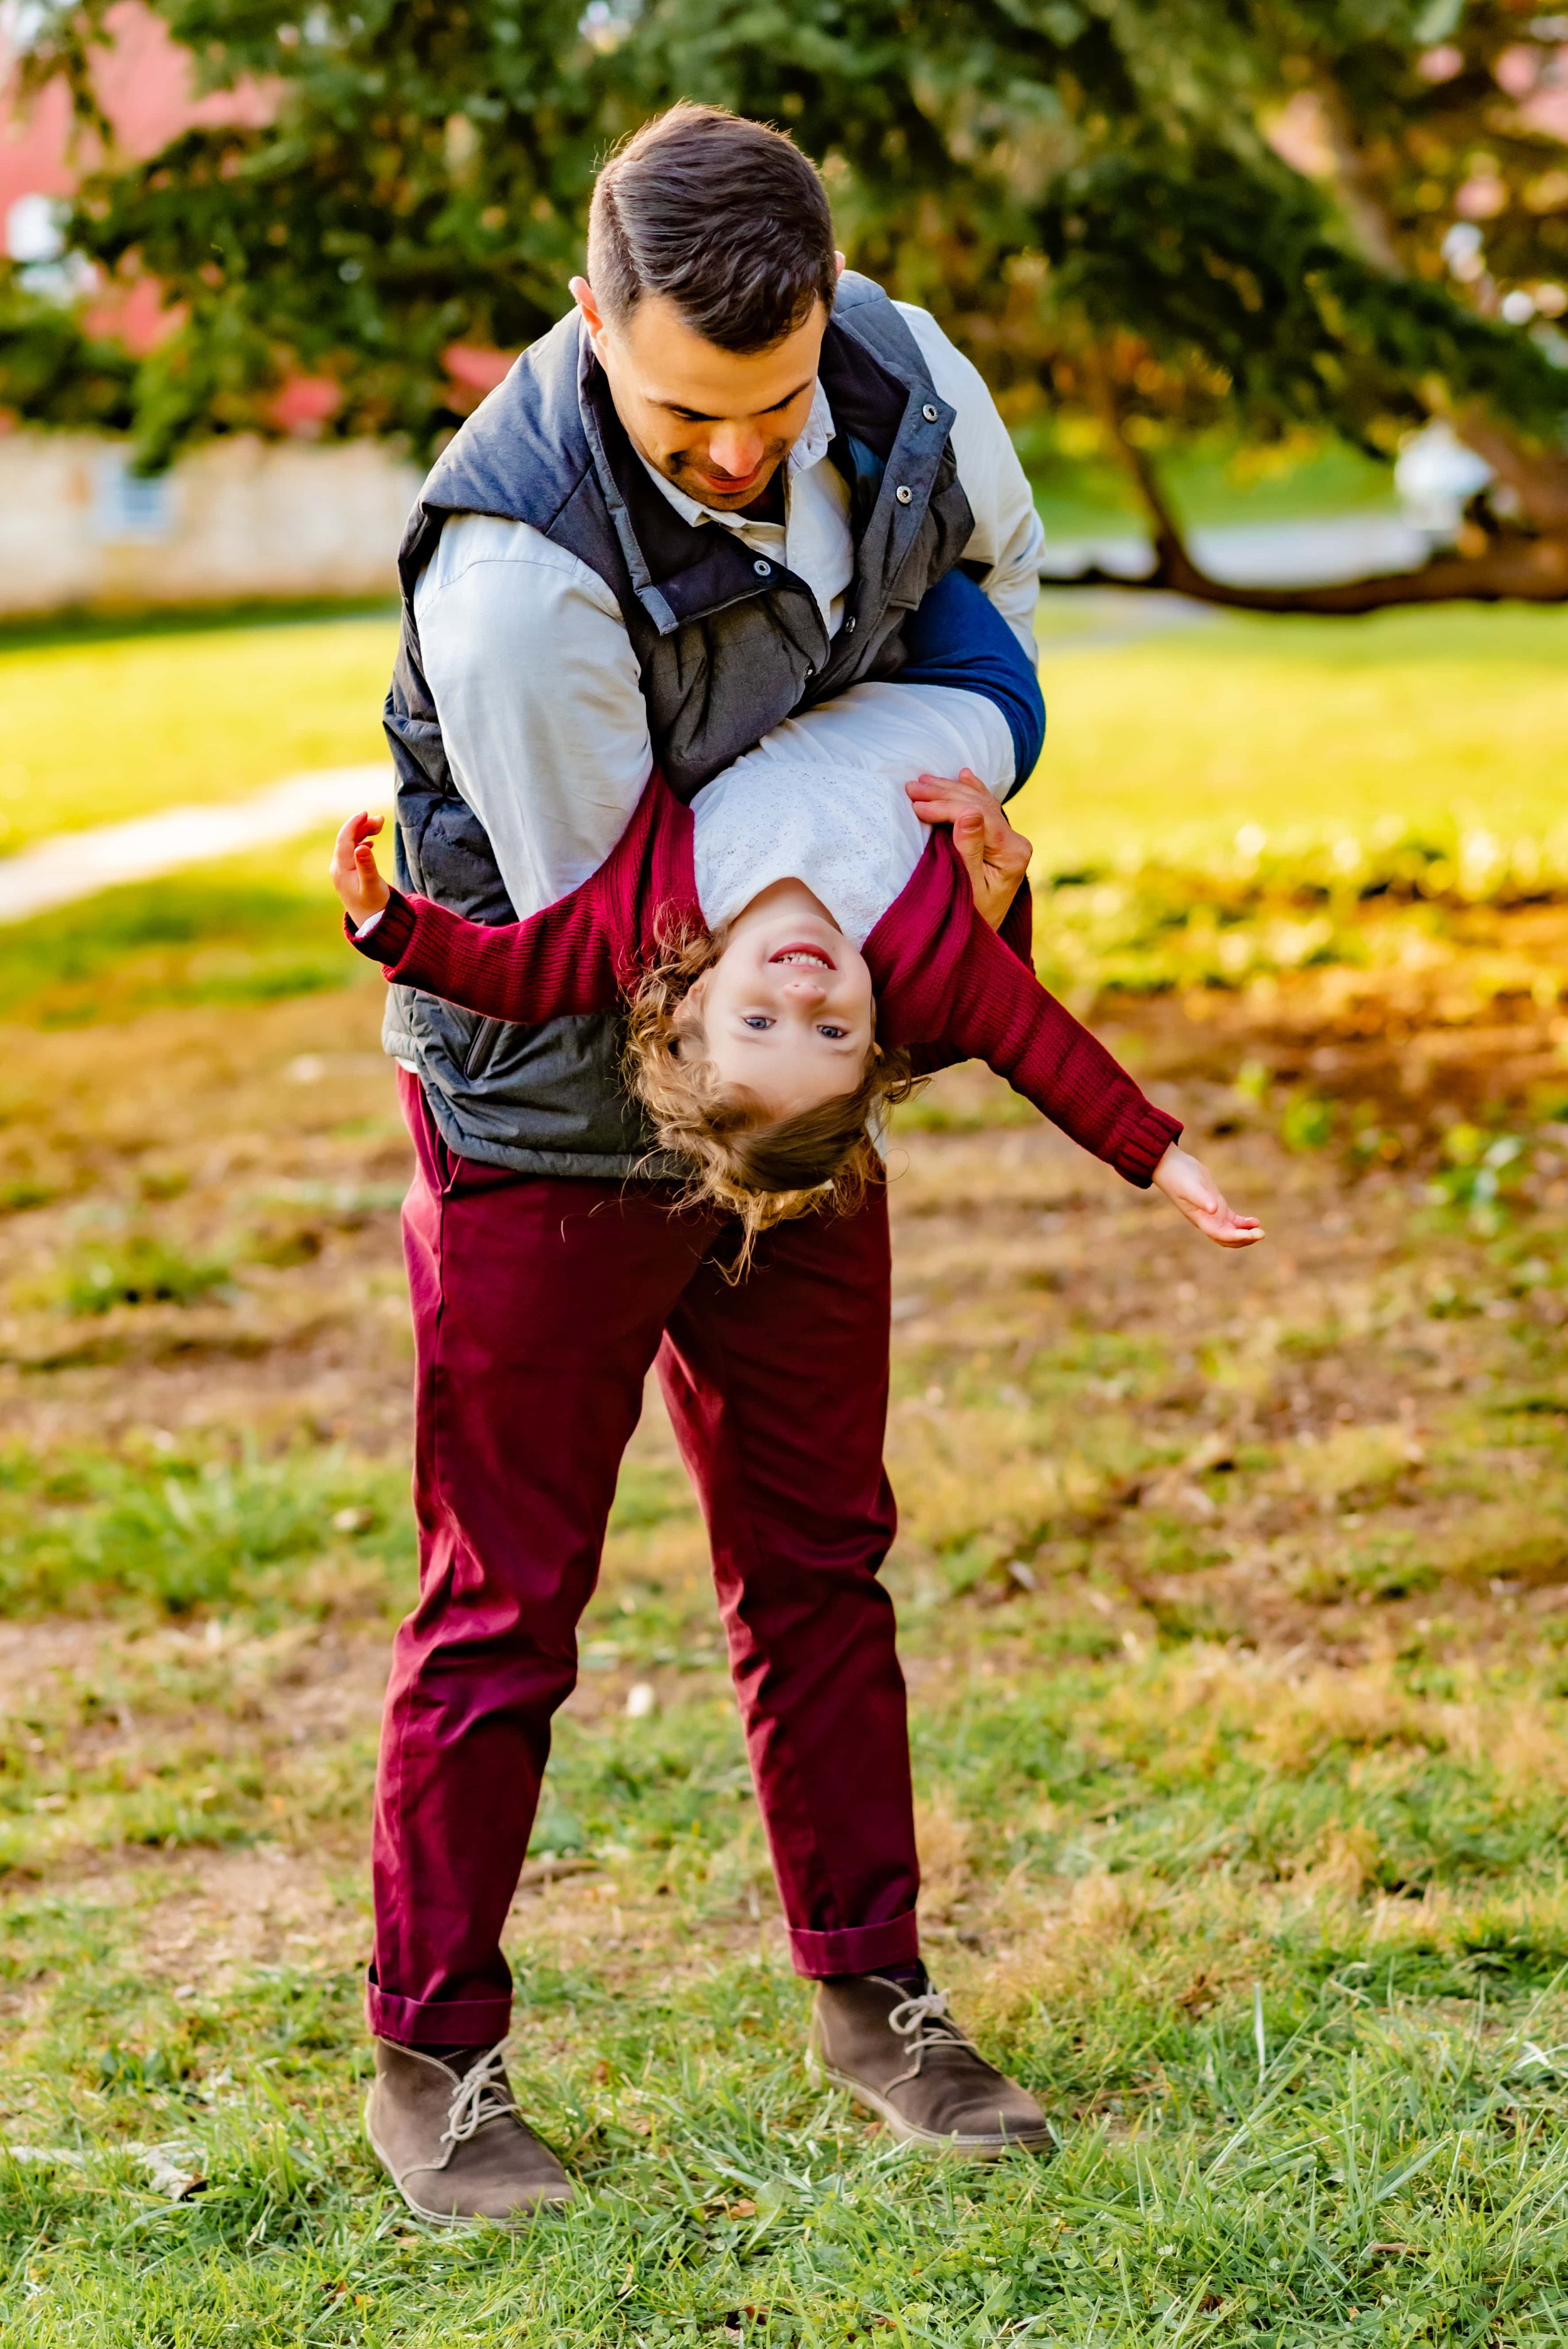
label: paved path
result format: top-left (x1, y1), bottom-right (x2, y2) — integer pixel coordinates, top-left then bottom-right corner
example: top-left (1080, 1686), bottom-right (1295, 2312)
top-left (0, 763), bottom-right (391, 925)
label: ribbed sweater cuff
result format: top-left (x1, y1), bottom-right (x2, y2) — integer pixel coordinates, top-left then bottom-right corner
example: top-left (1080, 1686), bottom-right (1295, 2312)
top-left (346, 891), bottom-right (417, 969)
top-left (1110, 1103), bottom-right (1184, 1189)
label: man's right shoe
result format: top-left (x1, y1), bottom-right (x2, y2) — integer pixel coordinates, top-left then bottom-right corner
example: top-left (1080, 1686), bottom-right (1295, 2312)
top-left (365, 2039), bottom-right (574, 2223)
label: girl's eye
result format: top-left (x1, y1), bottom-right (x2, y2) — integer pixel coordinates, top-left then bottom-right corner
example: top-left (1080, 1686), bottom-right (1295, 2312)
top-left (743, 1015), bottom-right (775, 1030)
top-left (817, 1024), bottom-right (847, 1041)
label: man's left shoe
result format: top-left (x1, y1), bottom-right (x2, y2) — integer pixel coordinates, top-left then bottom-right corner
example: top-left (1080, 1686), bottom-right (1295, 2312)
top-left (809, 1969), bottom-right (1050, 2156)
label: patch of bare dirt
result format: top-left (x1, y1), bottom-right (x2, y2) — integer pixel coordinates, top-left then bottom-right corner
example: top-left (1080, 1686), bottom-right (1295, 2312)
top-left (0, 969), bottom-right (1560, 1963)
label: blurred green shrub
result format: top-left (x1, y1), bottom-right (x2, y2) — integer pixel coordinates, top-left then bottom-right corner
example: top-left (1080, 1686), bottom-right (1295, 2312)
top-left (1281, 1095), bottom-right (1337, 1151)
top-left (1428, 1127), bottom-right (1531, 1236)
top-left (1033, 822), bottom-right (1568, 1002)
top-left (57, 1236), bottom-right (231, 1316)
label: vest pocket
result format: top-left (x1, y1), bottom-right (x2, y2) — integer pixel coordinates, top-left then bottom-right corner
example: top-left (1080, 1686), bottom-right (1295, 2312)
top-left (458, 1012), bottom-right (505, 1081)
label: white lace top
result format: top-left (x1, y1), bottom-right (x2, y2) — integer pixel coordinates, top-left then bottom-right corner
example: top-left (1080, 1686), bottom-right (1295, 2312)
top-left (691, 681), bottom-right (1013, 945)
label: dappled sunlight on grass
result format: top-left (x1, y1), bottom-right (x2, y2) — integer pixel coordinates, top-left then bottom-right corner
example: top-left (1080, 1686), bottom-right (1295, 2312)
top-left (1, 612), bottom-right (396, 851)
top-left (1019, 603), bottom-right (1568, 869)
top-left (0, 829), bottom-right (371, 1028)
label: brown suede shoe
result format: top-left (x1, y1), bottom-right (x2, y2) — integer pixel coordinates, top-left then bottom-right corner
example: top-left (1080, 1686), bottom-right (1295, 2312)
top-left (365, 2039), bottom-right (573, 2223)
top-left (810, 1973), bottom-right (1049, 2156)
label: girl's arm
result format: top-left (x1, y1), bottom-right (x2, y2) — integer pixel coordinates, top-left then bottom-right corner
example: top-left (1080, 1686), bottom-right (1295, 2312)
top-left (866, 843), bottom-right (1260, 1245)
top-left (935, 908), bottom-right (1261, 1245)
top-left (945, 908), bottom-right (1182, 1186)
top-left (329, 805), bottom-right (644, 1026)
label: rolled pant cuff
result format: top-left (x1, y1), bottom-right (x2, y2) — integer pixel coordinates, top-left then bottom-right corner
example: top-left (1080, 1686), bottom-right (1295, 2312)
top-left (788, 1911), bottom-right (920, 1979)
top-left (366, 1980), bottom-right (512, 2049)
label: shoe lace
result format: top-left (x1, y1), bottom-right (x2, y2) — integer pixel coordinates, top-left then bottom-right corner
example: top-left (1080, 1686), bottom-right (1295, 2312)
top-left (886, 1985), bottom-right (977, 2064)
top-left (440, 2042), bottom-right (517, 2146)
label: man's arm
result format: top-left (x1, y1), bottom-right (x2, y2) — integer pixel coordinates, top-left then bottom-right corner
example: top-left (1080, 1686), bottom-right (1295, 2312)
top-left (413, 512), bottom-right (654, 921)
top-left (895, 565), bottom-right (1044, 794)
top-left (894, 302), bottom-right (1046, 664)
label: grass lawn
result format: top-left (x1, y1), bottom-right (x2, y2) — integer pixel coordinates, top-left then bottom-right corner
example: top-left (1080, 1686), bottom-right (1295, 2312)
top-left (1018, 605), bottom-right (1568, 872)
top-left (0, 607), bottom-right (1564, 2339)
top-left (0, 609), bottom-right (397, 852)
top-left (5, 598), bottom-right (1564, 886)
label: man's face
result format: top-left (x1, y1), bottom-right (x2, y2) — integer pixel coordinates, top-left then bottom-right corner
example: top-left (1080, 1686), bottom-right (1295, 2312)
top-left (571, 278), bottom-right (830, 511)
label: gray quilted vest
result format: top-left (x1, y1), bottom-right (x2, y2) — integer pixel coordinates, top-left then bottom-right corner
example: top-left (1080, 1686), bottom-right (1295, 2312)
top-left (382, 271), bottom-right (975, 1176)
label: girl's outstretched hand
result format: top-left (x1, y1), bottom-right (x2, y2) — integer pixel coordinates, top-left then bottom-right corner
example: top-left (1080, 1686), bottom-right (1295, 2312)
top-left (906, 770), bottom-right (1032, 929)
top-left (1152, 1143), bottom-right (1264, 1249)
top-left (330, 811), bottom-right (391, 929)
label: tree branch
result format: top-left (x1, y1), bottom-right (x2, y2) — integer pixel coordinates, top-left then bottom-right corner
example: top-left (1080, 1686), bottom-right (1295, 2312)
top-left (1044, 530), bottom-right (1568, 612)
top-left (1068, 328), bottom-right (1568, 613)
top-left (1078, 337), bottom-right (1197, 575)
top-left (1308, 75), bottom-right (1402, 275)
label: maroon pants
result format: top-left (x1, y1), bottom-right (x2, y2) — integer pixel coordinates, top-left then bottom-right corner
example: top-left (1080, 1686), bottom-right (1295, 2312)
top-left (367, 1071), bottom-right (920, 2047)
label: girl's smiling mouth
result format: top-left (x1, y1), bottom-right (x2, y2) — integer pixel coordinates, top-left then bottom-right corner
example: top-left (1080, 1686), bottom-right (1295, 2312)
top-left (768, 943), bottom-right (836, 970)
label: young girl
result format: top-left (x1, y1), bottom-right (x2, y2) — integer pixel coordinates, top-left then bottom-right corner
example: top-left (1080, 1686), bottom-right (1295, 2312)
top-left (335, 575), bottom-right (1260, 1255)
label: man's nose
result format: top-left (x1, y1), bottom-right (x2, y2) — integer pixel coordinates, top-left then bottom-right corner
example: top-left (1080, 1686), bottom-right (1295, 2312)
top-left (707, 422), bottom-right (766, 481)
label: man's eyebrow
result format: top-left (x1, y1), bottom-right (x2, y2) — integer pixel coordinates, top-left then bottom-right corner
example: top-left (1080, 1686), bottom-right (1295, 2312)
top-left (654, 376), bottom-right (815, 423)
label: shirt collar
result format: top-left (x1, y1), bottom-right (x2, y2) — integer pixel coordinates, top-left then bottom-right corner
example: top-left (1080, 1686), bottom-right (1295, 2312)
top-left (636, 378), bottom-right (836, 533)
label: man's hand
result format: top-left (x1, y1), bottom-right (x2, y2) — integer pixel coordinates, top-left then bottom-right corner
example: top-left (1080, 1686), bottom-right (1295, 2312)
top-left (1152, 1143), bottom-right (1264, 1249)
top-left (330, 811), bottom-right (391, 928)
top-left (906, 770), bottom-right (1032, 930)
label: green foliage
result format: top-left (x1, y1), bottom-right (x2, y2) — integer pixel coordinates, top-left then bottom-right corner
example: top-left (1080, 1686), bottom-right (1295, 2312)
top-left (8, 0), bottom-right (1565, 477)
top-left (1039, 141), bottom-right (1568, 453)
top-left (54, 1233), bottom-right (231, 1315)
top-left (1280, 1091), bottom-right (1337, 1149)
top-left (0, 263), bottom-right (136, 432)
top-left (1428, 1123), bottom-right (1532, 1232)
top-left (1030, 814), bottom-right (1568, 1003)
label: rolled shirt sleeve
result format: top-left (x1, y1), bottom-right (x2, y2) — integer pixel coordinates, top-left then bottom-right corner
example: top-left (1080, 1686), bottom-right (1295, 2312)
top-left (413, 514), bottom-right (654, 921)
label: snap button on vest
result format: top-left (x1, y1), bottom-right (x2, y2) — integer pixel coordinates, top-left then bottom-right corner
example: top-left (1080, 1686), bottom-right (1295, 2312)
top-left (753, 558), bottom-right (771, 576)
top-left (845, 616), bottom-right (857, 632)
top-left (923, 403), bottom-right (938, 422)
top-left (895, 484), bottom-right (913, 504)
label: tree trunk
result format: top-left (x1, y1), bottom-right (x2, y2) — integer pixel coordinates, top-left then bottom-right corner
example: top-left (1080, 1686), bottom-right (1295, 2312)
top-left (1073, 337), bottom-right (1568, 612)
top-left (1051, 530), bottom-right (1568, 612)
top-left (1456, 409), bottom-right (1568, 535)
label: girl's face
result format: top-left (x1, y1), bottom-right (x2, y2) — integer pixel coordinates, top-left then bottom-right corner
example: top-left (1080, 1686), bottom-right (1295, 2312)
top-left (687, 878), bottom-right (874, 1117)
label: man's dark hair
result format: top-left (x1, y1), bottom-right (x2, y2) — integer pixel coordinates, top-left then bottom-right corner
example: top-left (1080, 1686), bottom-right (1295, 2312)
top-left (588, 103), bottom-right (837, 354)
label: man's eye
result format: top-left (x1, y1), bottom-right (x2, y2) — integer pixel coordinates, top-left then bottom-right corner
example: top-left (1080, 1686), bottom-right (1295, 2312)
top-left (743, 1015), bottom-right (775, 1030)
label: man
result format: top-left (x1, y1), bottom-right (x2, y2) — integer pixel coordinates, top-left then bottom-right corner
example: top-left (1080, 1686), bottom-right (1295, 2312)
top-left (363, 102), bottom-right (1051, 2224)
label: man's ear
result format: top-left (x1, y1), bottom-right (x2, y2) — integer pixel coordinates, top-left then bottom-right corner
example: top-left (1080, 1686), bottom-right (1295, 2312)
top-left (569, 275), bottom-right (607, 351)
top-left (834, 250), bottom-right (846, 278)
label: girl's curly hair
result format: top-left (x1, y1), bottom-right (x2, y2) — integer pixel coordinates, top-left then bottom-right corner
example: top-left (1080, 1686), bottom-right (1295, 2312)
top-left (623, 925), bottom-right (918, 1253)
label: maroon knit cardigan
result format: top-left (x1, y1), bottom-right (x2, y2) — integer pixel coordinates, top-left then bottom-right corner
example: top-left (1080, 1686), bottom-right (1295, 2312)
top-left (352, 773), bottom-right (1181, 1186)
